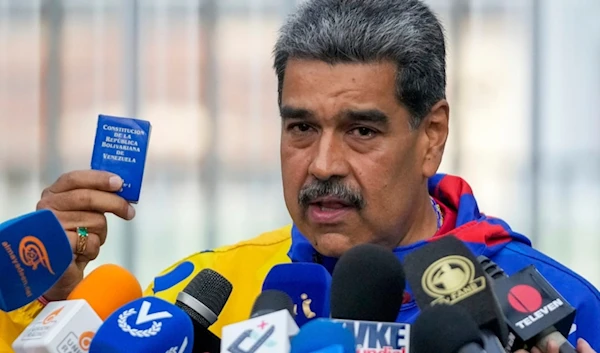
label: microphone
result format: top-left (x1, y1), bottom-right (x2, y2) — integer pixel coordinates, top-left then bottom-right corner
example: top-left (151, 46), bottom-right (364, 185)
top-left (477, 255), bottom-right (577, 353)
top-left (221, 289), bottom-right (300, 353)
top-left (175, 268), bottom-right (233, 353)
top-left (89, 296), bottom-right (194, 353)
top-left (251, 289), bottom-right (295, 319)
top-left (330, 244), bottom-right (410, 353)
top-left (331, 243), bottom-right (406, 322)
top-left (412, 304), bottom-right (492, 353)
top-left (0, 209), bottom-right (72, 311)
top-left (262, 262), bottom-right (331, 327)
top-left (12, 263), bottom-right (143, 353)
top-left (67, 263), bottom-right (143, 320)
top-left (291, 319), bottom-right (356, 353)
top-left (403, 235), bottom-right (509, 346)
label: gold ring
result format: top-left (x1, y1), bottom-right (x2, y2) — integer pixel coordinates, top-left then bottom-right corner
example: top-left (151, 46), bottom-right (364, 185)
top-left (75, 227), bottom-right (89, 255)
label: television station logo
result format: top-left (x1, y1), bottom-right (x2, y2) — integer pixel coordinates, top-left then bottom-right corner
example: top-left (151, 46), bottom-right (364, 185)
top-left (165, 336), bottom-right (190, 353)
top-left (119, 300), bottom-right (173, 338)
top-left (293, 293), bottom-right (316, 319)
top-left (227, 320), bottom-right (277, 353)
top-left (55, 330), bottom-right (94, 353)
top-left (421, 255), bottom-right (486, 305)
top-left (506, 284), bottom-right (565, 330)
top-left (2, 234), bottom-right (56, 298)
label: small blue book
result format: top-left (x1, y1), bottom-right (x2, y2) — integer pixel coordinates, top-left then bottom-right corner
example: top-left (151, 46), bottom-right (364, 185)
top-left (91, 114), bottom-right (151, 203)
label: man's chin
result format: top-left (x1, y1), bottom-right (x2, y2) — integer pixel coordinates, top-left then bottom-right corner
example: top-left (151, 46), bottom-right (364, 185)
top-left (312, 232), bottom-right (354, 258)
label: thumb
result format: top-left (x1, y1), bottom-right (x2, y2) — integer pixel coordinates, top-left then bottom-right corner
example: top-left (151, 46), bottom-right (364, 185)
top-left (577, 338), bottom-right (594, 353)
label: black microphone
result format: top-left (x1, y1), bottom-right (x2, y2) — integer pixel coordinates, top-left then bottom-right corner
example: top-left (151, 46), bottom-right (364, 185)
top-left (403, 235), bottom-right (509, 346)
top-left (477, 255), bottom-right (577, 353)
top-left (250, 289), bottom-right (295, 318)
top-left (329, 244), bottom-right (411, 352)
top-left (412, 304), bottom-right (493, 353)
top-left (331, 243), bottom-right (406, 322)
top-left (175, 268), bottom-right (233, 353)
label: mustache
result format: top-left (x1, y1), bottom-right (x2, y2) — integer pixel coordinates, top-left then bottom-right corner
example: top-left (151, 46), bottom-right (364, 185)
top-left (298, 178), bottom-right (365, 209)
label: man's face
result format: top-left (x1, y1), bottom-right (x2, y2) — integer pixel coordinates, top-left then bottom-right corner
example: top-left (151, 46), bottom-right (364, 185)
top-left (280, 59), bottom-right (448, 257)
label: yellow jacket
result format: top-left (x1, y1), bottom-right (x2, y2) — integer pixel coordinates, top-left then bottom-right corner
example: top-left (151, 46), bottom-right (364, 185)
top-left (0, 225), bottom-right (292, 352)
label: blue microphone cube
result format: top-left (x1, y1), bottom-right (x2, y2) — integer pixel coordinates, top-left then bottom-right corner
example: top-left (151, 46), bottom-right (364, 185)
top-left (262, 263), bottom-right (332, 327)
top-left (89, 297), bottom-right (194, 353)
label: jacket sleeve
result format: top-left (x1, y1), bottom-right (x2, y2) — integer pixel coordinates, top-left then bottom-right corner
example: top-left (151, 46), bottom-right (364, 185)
top-left (0, 300), bottom-right (45, 350)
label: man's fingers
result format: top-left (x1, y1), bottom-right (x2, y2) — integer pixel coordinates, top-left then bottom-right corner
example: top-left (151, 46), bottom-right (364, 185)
top-left (546, 340), bottom-right (559, 353)
top-left (37, 189), bottom-right (135, 221)
top-left (531, 346), bottom-right (543, 353)
top-left (46, 170), bottom-right (124, 194)
top-left (577, 339), bottom-right (595, 353)
top-left (51, 210), bottom-right (108, 245)
top-left (67, 230), bottom-right (102, 262)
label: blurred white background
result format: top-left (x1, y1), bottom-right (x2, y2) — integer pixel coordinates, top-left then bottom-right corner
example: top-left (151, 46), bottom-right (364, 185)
top-left (1, 0), bottom-right (599, 289)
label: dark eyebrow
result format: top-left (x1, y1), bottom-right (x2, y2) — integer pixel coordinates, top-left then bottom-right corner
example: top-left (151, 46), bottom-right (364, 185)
top-left (344, 109), bottom-right (390, 126)
top-left (280, 105), bottom-right (313, 121)
top-left (280, 105), bottom-right (390, 127)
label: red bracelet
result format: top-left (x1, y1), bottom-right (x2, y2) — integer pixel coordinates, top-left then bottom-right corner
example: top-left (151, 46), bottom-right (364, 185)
top-left (37, 296), bottom-right (50, 306)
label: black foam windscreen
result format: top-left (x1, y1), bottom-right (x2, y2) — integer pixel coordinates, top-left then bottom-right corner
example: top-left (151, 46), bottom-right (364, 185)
top-left (176, 268), bottom-right (233, 328)
top-left (403, 235), bottom-right (508, 345)
top-left (250, 289), bottom-right (295, 318)
top-left (412, 304), bottom-right (483, 353)
top-left (331, 243), bottom-right (406, 322)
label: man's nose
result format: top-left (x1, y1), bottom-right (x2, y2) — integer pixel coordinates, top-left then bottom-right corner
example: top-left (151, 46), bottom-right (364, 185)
top-left (307, 133), bottom-right (349, 181)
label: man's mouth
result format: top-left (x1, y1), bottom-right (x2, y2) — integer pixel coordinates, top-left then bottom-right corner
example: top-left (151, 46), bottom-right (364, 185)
top-left (306, 199), bottom-right (354, 223)
top-left (306, 197), bottom-right (356, 223)
top-left (313, 201), bottom-right (351, 211)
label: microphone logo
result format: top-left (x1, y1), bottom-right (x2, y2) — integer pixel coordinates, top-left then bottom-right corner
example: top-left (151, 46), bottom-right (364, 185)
top-left (42, 306), bottom-right (64, 325)
top-left (338, 321), bottom-right (409, 353)
top-left (421, 255), bottom-right (486, 305)
top-left (227, 321), bottom-right (276, 353)
top-left (2, 240), bottom-right (33, 297)
top-left (507, 284), bottom-right (565, 330)
top-left (165, 336), bottom-right (189, 353)
top-left (18, 235), bottom-right (55, 274)
top-left (293, 293), bottom-right (316, 319)
top-left (118, 300), bottom-right (173, 338)
top-left (507, 285), bottom-right (542, 313)
top-left (78, 331), bottom-right (94, 351)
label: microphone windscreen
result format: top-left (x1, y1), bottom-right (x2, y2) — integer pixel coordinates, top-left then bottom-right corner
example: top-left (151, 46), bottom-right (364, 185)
top-left (262, 263), bottom-right (331, 327)
top-left (89, 296), bottom-right (193, 353)
top-left (412, 304), bottom-right (483, 353)
top-left (330, 244), bottom-right (405, 322)
top-left (176, 268), bottom-right (233, 328)
top-left (291, 319), bottom-right (356, 353)
top-left (403, 235), bottom-right (508, 344)
top-left (251, 289), bottom-right (295, 318)
top-left (0, 209), bottom-right (72, 311)
top-left (67, 263), bottom-right (143, 320)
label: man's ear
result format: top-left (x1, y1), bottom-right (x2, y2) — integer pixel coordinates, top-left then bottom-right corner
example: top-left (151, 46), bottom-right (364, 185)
top-left (421, 99), bottom-right (449, 178)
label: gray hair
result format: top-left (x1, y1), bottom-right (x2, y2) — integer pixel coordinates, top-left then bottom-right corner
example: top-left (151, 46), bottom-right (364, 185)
top-left (273, 0), bottom-right (446, 129)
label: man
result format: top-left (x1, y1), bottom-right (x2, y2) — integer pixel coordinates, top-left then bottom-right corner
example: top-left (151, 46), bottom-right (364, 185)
top-left (1, 0), bottom-right (599, 351)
